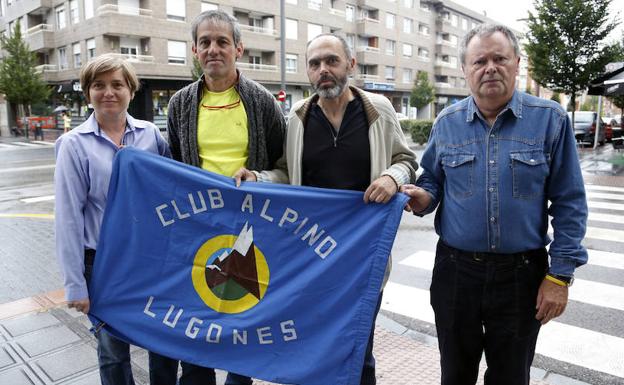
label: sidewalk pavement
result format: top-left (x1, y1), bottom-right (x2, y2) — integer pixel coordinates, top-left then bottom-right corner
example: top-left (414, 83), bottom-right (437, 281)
top-left (0, 290), bottom-right (559, 385)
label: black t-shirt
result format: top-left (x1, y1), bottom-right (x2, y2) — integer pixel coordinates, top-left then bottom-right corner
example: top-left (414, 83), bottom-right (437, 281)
top-left (302, 96), bottom-right (371, 192)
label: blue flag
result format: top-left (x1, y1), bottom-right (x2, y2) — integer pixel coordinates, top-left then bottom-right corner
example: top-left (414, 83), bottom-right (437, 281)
top-left (90, 147), bottom-right (408, 385)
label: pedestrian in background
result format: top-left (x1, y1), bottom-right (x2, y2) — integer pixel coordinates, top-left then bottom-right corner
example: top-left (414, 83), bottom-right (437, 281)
top-left (234, 33), bottom-right (418, 385)
top-left (54, 54), bottom-right (170, 385)
top-left (402, 24), bottom-right (587, 385)
top-left (155, 9), bottom-right (285, 385)
top-left (63, 112), bottom-right (72, 133)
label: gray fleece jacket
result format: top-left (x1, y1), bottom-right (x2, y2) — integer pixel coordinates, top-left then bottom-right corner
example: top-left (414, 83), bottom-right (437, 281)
top-left (166, 72), bottom-right (285, 171)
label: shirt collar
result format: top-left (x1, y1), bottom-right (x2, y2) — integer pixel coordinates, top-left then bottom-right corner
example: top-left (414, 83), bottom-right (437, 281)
top-left (75, 112), bottom-right (142, 136)
top-left (466, 90), bottom-right (523, 123)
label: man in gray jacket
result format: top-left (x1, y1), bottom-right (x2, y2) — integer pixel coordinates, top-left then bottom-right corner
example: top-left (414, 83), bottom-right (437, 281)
top-left (156, 10), bottom-right (285, 385)
top-left (234, 33), bottom-right (417, 385)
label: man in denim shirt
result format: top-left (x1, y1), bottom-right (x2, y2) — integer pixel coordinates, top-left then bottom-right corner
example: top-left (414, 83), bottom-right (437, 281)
top-left (402, 24), bottom-right (587, 385)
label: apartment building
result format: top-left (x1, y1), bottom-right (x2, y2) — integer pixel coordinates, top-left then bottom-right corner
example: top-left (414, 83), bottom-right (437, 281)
top-left (0, 0), bottom-right (523, 124)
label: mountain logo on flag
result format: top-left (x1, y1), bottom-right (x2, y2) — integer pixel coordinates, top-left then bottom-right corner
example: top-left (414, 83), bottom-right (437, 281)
top-left (191, 222), bottom-right (270, 314)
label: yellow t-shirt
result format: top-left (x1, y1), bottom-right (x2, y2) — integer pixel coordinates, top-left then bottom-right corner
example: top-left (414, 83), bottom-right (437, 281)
top-left (197, 86), bottom-right (248, 176)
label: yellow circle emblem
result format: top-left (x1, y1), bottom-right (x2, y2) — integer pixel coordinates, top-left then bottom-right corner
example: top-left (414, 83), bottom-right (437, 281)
top-left (192, 232), bottom-right (270, 314)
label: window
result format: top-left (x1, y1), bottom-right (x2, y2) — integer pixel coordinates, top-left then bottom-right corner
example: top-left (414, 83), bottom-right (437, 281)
top-left (167, 0), bottom-right (185, 21)
top-left (56, 6), bottom-right (66, 30)
top-left (307, 23), bottom-right (322, 41)
top-left (418, 47), bottom-right (429, 58)
top-left (403, 17), bottom-right (413, 34)
top-left (418, 24), bottom-right (429, 35)
top-left (87, 38), bottom-right (96, 60)
top-left (120, 37), bottom-right (139, 59)
top-left (402, 43), bottom-right (412, 57)
top-left (346, 34), bottom-right (355, 51)
top-left (385, 40), bottom-right (395, 55)
top-left (403, 68), bottom-right (413, 84)
top-left (58, 47), bottom-right (68, 69)
top-left (308, 0), bottom-right (322, 10)
top-left (462, 18), bottom-right (468, 30)
top-left (420, 2), bottom-right (430, 11)
top-left (249, 55), bottom-right (262, 65)
top-left (168, 40), bottom-right (187, 64)
top-left (73, 43), bottom-right (81, 67)
top-left (201, 1), bottom-right (218, 11)
top-left (450, 13), bottom-right (458, 27)
top-left (286, 54), bottom-right (297, 73)
top-left (346, 4), bottom-right (355, 22)
top-left (286, 19), bottom-right (298, 40)
top-left (403, 0), bottom-right (413, 8)
top-left (386, 13), bottom-right (395, 29)
top-left (85, 0), bottom-right (94, 19)
top-left (385, 66), bottom-right (395, 80)
top-left (70, 0), bottom-right (79, 24)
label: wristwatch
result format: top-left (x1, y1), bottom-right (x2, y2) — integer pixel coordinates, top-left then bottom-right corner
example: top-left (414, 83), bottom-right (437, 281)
top-left (545, 273), bottom-right (574, 287)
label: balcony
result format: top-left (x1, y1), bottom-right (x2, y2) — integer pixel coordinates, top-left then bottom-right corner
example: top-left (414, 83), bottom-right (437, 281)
top-left (96, 4), bottom-right (153, 17)
top-left (308, 0), bottom-right (322, 10)
top-left (24, 24), bottom-right (54, 52)
top-left (109, 53), bottom-right (155, 63)
top-left (239, 24), bottom-right (277, 37)
top-left (237, 62), bottom-right (279, 72)
top-left (434, 60), bottom-right (456, 69)
top-left (356, 46), bottom-right (380, 54)
top-left (435, 82), bottom-right (451, 88)
top-left (3, 0), bottom-right (53, 20)
top-left (357, 74), bottom-right (380, 81)
top-left (329, 8), bottom-right (345, 17)
top-left (35, 64), bottom-right (58, 73)
top-left (356, 17), bottom-right (382, 37)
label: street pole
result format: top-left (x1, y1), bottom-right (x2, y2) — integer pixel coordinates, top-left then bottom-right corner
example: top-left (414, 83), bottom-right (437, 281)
top-left (594, 95), bottom-right (602, 150)
top-left (280, 0), bottom-right (286, 113)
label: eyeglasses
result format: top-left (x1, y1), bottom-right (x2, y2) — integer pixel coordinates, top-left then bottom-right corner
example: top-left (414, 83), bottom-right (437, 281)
top-left (201, 99), bottom-right (241, 110)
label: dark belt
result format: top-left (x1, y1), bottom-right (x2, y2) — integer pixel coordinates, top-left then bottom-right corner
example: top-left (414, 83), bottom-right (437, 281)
top-left (439, 240), bottom-right (546, 263)
top-left (84, 248), bottom-right (96, 266)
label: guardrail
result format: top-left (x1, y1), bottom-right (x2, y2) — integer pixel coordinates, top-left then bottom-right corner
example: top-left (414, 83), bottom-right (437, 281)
top-left (239, 24), bottom-right (278, 36)
top-left (236, 62), bottom-right (279, 72)
top-left (96, 4), bottom-right (153, 17)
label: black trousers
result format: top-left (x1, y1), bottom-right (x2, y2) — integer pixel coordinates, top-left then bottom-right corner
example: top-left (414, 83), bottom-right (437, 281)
top-left (430, 240), bottom-right (548, 385)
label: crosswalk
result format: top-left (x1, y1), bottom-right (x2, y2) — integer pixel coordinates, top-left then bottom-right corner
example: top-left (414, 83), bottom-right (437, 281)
top-left (0, 140), bottom-right (54, 150)
top-left (383, 183), bottom-right (624, 380)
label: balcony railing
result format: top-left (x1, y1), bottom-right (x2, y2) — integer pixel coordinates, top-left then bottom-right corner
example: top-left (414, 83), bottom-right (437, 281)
top-left (435, 82), bottom-right (451, 88)
top-left (239, 24), bottom-right (278, 37)
top-left (35, 64), bottom-right (58, 73)
top-left (109, 53), bottom-right (155, 63)
top-left (435, 61), bottom-right (456, 68)
top-left (356, 17), bottom-right (380, 24)
top-left (356, 46), bottom-right (380, 53)
top-left (237, 63), bottom-right (278, 72)
top-left (96, 4), bottom-right (153, 17)
top-left (436, 39), bottom-right (457, 47)
top-left (329, 8), bottom-right (345, 17)
top-left (358, 74), bottom-right (380, 81)
top-left (26, 24), bottom-right (53, 36)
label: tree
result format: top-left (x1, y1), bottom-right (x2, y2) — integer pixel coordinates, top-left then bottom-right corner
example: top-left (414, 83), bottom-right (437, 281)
top-left (551, 93), bottom-right (561, 104)
top-left (611, 95), bottom-right (624, 125)
top-left (191, 56), bottom-right (203, 81)
top-left (0, 21), bottom-right (50, 134)
top-left (410, 71), bottom-right (435, 114)
top-left (525, 0), bottom-right (622, 123)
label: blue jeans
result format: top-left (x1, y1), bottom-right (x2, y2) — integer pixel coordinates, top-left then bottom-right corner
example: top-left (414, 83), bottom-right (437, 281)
top-left (95, 321), bottom-right (135, 385)
top-left (430, 240), bottom-right (547, 385)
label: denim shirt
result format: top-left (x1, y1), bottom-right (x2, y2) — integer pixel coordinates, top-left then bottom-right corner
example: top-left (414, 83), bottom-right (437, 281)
top-left (417, 91), bottom-right (587, 276)
top-left (54, 113), bottom-right (171, 301)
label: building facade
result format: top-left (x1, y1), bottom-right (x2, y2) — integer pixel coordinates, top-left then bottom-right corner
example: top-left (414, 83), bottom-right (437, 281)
top-left (0, 0), bottom-right (524, 125)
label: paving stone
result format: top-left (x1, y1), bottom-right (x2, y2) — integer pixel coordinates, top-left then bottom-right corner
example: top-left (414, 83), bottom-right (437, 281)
top-left (0, 344), bottom-right (17, 369)
top-left (0, 365), bottom-right (42, 385)
top-left (61, 371), bottom-right (100, 385)
top-left (1, 312), bottom-right (60, 337)
top-left (14, 325), bottom-right (81, 358)
top-left (33, 343), bottom-right (97, 383)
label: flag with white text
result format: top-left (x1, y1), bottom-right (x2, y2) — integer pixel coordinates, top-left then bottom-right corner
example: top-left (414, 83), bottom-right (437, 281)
top-left (89, 147), bottom-right (407, 385)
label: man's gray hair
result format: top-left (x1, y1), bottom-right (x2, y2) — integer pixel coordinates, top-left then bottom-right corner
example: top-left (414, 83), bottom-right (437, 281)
top-left (305, 33), bottom-right (353, 60)
top-left (459, 24), bottom-right (520, 64)
top-left (191, 10), bottom-right (241, 46)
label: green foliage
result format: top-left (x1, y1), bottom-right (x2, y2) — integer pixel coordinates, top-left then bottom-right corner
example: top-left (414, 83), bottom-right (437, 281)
top-left (580, 95), bottom-right (598, 111)
top-left (400, 120), bottom-right (434, 145)
top-left (0, 21), bottom-right (50, 117)
top-left (551, 93), bottom-right (561, 103)
top-left (409, 71), bottom-right (435, 110)
top-left (525, 0), bottom-right (623, 112)
top-left (191, 56), bottom-right (203, 81)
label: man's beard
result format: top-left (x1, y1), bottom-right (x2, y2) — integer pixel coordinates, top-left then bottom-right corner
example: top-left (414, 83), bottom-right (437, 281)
top-left (313, 74), bottom-right (348, 99)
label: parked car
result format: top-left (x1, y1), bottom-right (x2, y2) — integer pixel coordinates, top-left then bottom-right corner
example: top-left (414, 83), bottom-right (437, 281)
top-left (600, 116), bottom-right (614, 142)
top-left (568, 111), bottom-right (605, 146)
top-left (612, 116), bottom-right (622, 138)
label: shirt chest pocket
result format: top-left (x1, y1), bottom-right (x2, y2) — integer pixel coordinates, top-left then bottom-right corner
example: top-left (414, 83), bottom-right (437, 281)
top-left (441, 153), bottom-right (475, 199)
top-left (509, 151), bottom-right (549, 199)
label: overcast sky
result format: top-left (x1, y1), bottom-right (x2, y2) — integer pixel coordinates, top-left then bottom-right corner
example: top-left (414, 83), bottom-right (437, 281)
top-left (451, 0), bottom-right (624, 42)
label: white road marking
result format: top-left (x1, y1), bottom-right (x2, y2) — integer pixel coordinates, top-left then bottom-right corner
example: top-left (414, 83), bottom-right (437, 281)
top-left (0, 164), bottom-right (55, 174)
top-left (587, 249), bottom-right (624, 270)
top-left (382, 282), bottom-right (624, 378)
top-left (586, 191), bottom-right (624, 201)
top-left (11, 142), bottom-right (40, 147)
top-left (585, 185), bottom-right (624, 193)
top-left (20, 195), bottom-right (55, 203)
top-left (588, 212), bottom-right (624, 225)
top-left (586, 201), bottom-right (624, 211)
top-left (31, 141), bottom-right (54, 146)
